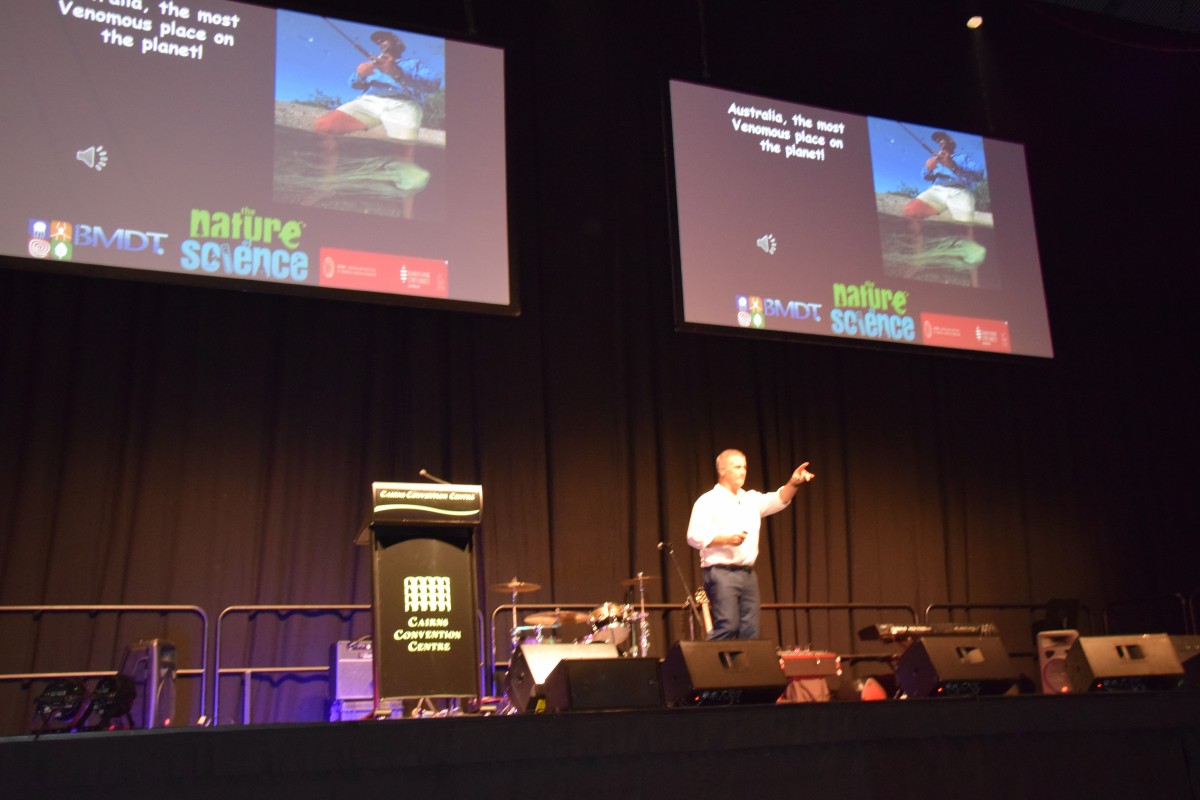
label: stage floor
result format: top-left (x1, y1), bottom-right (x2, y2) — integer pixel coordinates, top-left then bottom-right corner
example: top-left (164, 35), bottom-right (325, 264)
top-left (3, 692), bottom-right (1199, 799)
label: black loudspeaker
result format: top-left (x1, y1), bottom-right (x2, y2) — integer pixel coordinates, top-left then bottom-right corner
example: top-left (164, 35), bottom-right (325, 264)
top-left (1171, 636), bottom-right (1200, 690)
top-left (506, 643), bottom-right (620, 711)
top-left (660, 640), bottom-right (786, 706)
top-left (542, 657), bottom-right (662, 711)
top-left (118, 639), bottom-right (177, 728)
top-left (1065, 634), bottom-right (1184, 693)
top-left (895, 636), bottom-right (1018, 697)
top-left (1036, 629), bottom-right (1079, 694)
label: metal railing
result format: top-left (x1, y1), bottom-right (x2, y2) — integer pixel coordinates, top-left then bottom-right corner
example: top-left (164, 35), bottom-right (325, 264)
top-left (923, 601), bottom-right (1095, 659)
top-left (489, 602), bottom-right (613, 673)
top-left (489, 600), bottom-right (920, 686)
top-left (764, 601), bottom-right (919, 662)
top-left (212, 604), bottom-right (370, 726)
top-left (0, 604), bottom-right (209, 722)
top-left (1101, 596), bottom-right (1192, 636)
top-left (214, 603), bottom-right (491, 724)
top-left (5, 592), bottom-right (1185, 730)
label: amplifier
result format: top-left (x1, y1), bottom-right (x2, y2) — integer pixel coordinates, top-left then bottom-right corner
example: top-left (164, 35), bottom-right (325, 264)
top-left (779, 650), bottom-right (840, 703)
top-left (330, 640), bottom-right (375, 701)
top-left (779, 650), bottom-right (840, 677)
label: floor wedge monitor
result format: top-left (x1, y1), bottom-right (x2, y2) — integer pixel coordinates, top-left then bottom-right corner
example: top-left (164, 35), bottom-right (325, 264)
top-left (507, 643), bottom-right (620, 711)
top-left (1171, 635), bottom-right (1200, 690)
top-left (895, 636), bottom-right (1018, 697)
top-left (660, 640), bottom-right (786, 706)
top-left (1065, 634), bottom-right (1184, 692)
top-left (542, 657), bottom-right (663, 711)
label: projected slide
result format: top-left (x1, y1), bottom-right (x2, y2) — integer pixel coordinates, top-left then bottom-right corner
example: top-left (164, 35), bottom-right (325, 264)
top-left (0, 0), bottom-right (511, 311)
top-left (669, 80), bottom-right (1052, 357)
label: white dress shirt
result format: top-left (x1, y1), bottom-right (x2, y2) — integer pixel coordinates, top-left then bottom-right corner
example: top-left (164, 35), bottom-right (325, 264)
top-left (686, 484), bottom-right (789, 568)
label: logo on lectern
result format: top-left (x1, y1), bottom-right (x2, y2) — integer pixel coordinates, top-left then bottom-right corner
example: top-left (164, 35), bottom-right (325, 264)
top-left (404, 576), bottom-right (452, 613)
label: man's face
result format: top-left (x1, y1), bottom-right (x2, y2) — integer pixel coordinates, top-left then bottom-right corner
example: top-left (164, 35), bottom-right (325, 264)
top-left (718, 454), bottom-right (747, 491)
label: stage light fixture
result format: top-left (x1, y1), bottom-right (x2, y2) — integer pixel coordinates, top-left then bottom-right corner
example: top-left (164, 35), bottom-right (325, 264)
top-left (88, 674), bottom-right (136, 729)
top-left (33, 679), bottom-right (89, 732)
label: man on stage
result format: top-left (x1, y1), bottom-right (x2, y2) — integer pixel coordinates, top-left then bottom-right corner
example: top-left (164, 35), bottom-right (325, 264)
top-left (686, 450), bottom-right (814, 640)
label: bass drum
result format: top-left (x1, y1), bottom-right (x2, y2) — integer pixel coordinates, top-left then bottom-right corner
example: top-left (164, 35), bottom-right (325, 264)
top-left (584, 602), bottom-right (631, 646)
top-left (510, 624), bottom-right (558, 646)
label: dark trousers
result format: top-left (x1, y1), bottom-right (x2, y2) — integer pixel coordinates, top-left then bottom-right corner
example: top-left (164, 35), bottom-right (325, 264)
top-left (704, 565), bottom-right (760, 640)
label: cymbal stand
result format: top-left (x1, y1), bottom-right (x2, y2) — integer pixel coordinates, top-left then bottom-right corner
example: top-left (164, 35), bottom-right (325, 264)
top-left (627, 572), bottom-right (652, 657)
top-left (507, 584), bottom-right (522, 655)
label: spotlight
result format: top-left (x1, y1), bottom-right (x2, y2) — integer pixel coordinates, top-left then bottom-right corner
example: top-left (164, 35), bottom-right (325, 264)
top-left (88, 674), bottom-right (136, 730)
top-left (32, 679), bottom-right (89, 732)
top-left (966, 15), bottom-right (983, 29)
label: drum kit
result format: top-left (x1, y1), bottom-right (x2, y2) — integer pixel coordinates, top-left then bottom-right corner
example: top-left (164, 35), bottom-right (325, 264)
top-left (490, 572), bottom-right (659, 658)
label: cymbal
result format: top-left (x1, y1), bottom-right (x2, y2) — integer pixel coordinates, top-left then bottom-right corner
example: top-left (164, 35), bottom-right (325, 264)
top-left (490, 579), bottom-right (542, 594)
top-left (525, 610), bottom-right (590, 625)
top-left (620, 574), bottom-right (659, 586)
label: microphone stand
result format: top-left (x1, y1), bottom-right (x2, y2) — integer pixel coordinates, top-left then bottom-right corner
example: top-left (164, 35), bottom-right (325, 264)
top-left (660, 541), bottom-right (705, 639)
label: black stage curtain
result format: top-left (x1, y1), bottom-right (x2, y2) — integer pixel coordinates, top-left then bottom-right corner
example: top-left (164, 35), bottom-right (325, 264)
top-left (1, 0), bottom-right (1197, 733)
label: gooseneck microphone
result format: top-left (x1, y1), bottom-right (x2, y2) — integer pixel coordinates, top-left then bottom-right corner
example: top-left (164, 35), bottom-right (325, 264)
top-left (418, 468), bottom-right (451, 485)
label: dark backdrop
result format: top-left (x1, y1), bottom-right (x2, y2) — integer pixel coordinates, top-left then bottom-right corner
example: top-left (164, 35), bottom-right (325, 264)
top-left (2, 0), bottom-right (1197, 732)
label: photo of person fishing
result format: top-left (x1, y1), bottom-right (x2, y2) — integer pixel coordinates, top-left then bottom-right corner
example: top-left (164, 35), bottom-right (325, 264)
top-left (867, 118), bottom-right (994, 289)
top-left (272, 10), bottom-right (446, 220)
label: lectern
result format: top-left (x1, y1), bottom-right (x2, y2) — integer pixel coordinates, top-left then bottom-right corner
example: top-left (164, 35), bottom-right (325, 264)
top-left (357, 481), bottom-right (483, 707)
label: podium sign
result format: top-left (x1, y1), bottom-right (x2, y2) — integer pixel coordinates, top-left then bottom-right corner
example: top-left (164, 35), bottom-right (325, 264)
top-left (358, 482), bottom-right (483, 539)
top-left (359, 482), bottom-right (482, 703)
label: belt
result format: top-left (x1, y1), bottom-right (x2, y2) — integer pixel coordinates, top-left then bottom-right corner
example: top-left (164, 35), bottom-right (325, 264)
top-left (706, 564), bottom-right (753, 572)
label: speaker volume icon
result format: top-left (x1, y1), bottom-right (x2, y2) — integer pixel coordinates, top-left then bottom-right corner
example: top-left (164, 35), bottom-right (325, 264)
top-left (76, 145), bottom-right (109, 171)
top-left (756, 234), bottom-right (776, 255)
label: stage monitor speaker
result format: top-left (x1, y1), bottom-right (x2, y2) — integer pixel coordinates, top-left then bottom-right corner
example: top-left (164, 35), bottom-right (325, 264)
top-left (1065, 634), bottom-right (1184, 693)
top-left (895, 636), bottom-right (1018, 697)
top-left (660, 640), bottom-right (786, 706)
top-left (1036, 629), bottom-right (1079, 694)
top-left (506, 643), bottom-right (620, 711)
top-left (1171, 635), bottom-right (1200, 690)
top-left (118, 639), bottom-right (176, 728)
top-left (542, 657), bottom-right (662, 711)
